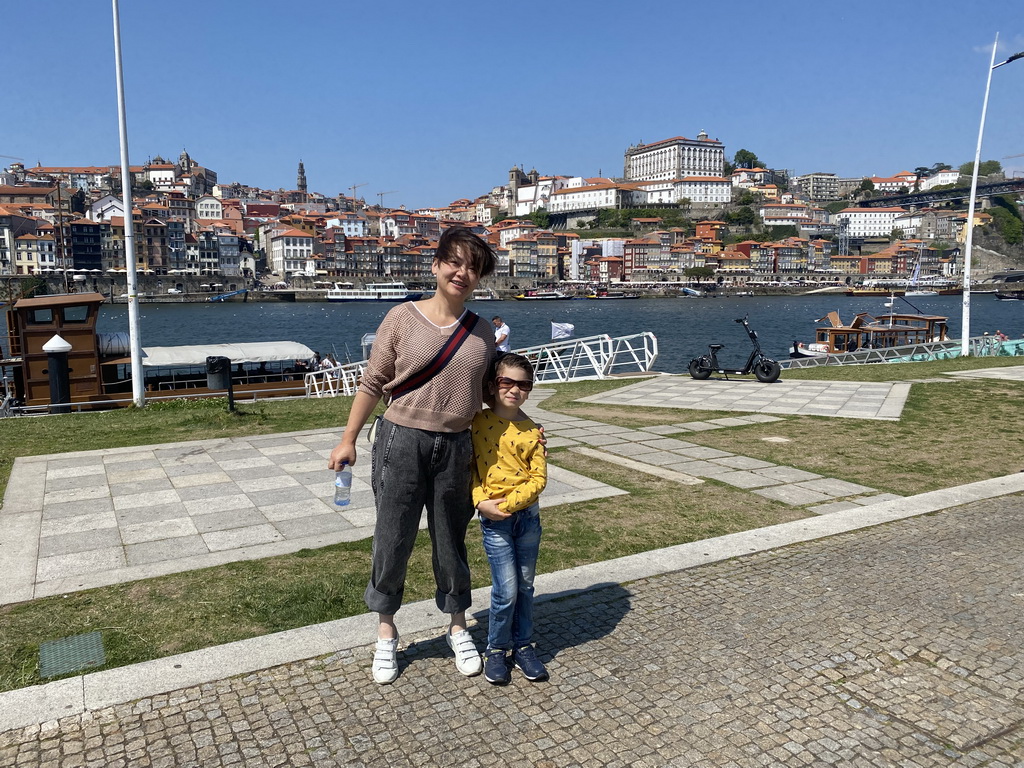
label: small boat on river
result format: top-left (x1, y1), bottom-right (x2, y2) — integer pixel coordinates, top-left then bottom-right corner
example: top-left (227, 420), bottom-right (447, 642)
top-left (469, 288), bottom-right (501, 301)
top-left (789, 304), bottom-right (949, 358)
top-left (586, 287), bottom-right (640, 300)
top-left (513, 289), bottom-right (573, 301)
top-left (326, 281), bottom-right (422, 302)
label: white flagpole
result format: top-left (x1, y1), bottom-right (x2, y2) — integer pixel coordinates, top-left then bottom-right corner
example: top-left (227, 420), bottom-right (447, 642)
top-left (111, 0), bottom-right (144, 406)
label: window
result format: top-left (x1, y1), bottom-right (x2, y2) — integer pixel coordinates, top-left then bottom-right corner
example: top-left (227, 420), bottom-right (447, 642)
top-left (63, 305), bottom-right (89, 323)
top-left (29, 308), bottom-right (54, 324)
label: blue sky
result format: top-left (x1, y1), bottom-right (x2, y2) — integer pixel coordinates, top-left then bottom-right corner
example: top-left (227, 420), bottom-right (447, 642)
top-left (5, 2), bottom-right (1023, 210)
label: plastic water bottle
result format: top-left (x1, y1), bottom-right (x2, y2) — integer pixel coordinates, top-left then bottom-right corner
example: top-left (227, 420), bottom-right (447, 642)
top-left (334, 464), bottom-right (352, 507)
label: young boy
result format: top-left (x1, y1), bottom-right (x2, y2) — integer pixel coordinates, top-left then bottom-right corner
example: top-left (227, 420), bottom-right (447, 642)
top-left (471, 353), bottom-right (548, 685)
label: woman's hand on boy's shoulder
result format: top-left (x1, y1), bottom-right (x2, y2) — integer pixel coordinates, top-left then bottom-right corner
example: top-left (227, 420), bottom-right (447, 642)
top-left (477, 498), bottom-right (510, 521)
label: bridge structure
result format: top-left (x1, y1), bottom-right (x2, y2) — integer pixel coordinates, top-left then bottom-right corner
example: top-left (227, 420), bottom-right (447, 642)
top-left (857, 178), bottom-right (1024, 209)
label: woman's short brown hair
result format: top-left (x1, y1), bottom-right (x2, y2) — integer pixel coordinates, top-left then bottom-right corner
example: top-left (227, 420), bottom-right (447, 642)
top-left (435, 227), bottom-right (496, 277)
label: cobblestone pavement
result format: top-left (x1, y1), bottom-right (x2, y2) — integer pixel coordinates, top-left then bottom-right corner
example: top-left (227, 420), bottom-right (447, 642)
top-left (4, 494), bottom-right (1024, 767)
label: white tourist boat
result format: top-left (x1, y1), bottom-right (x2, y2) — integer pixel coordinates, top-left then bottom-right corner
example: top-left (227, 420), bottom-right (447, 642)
top-left (470, 288), bottom-right (501, 301)
top-left (325, 281), bottom-right (423, 303)
top-left (513, 289), bottom-right (573, 301)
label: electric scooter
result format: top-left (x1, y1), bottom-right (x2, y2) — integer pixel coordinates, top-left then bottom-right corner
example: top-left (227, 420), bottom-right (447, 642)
top-left (688, 315), bottom-right (782, 383)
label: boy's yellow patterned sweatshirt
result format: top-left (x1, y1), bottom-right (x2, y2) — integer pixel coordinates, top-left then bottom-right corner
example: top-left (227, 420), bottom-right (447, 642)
top-left (471, 408), bottom-right (547, 514)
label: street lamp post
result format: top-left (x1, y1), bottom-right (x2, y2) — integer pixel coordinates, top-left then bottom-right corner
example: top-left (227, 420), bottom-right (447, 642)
top-left (961, 34), bottom-right (1024, 356)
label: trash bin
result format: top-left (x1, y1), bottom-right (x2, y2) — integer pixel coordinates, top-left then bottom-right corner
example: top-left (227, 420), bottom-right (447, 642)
top-left (206, 356), bottom-right (231, 390)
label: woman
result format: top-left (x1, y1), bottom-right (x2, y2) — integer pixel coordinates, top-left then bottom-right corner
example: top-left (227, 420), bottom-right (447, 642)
top-left (328, 227), bottom-right (496, 684)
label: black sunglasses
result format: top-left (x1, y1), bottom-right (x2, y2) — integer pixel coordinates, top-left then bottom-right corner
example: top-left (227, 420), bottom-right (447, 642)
top-left (495, 376), bottom-right (534, 392)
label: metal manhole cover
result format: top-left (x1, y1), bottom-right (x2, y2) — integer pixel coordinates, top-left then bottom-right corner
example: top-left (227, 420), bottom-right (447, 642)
top-left (839, 661), bottom-right (1024, 750)
top-left (38, 631), bottom-right (106, 678)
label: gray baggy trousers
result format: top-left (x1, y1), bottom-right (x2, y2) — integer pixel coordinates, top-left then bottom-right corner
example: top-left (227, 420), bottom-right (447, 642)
top-left (364, 417), bottom-right (475, 616)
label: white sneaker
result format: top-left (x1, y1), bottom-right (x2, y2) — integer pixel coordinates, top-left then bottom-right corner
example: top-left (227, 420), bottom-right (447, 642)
top-left (372, 636), bottom-right (399, 685)
top-left (446, 629), bottom-right (482, 677)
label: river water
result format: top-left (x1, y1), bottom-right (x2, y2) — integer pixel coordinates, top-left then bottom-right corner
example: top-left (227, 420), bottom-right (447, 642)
top-left (97, 295), bottom-right (1022, 374)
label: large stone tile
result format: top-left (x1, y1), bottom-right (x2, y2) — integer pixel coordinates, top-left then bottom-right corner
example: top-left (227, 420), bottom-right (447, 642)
top-left (751, 485), bottom-right (832, 506)
top-left (126, 535), bottom-right (210, 566)
top-left (44, 473), bottom-right (109, 492)
top-left (752, 467), bottom-right (823, 483)
top-left (43, 486), bottom-right (111, 505)
top-left (105, 466), bottom-right (168, 485)
top-left (175, 482), bottom-right (242, 502)
top-left (38, 526), bottom-right (122, 558)
top-left (215, 456), bottom-right (275, 471)
top-left (40, 510), bottom-right (117, 538)
top-left (36, 547), bottom-right (126, 582)
top-left (202, 524), bottom-right (284, 552)
top-left (183, 494), bottom-right (255, 515)
top-left (712, 471), bottom-right (783, 489)
top-left (112, 489), bottom-right (181, 511)
top-left (169, 471), bottom-right (233, 489)
top-left (108, 478), bottom-right (174, 497)
top-left (41, 497), bottom-right (114, 520)
top-left (243, 486), bottom-right (316, 507)
top-left (259, 499), bottom-right (336, 522)
top-left (121, 517), bottom-right (200, 545)
top-left (192, 508), bottom-right (271, 533)
top-left (233, 475), bottom-right (301, 493)
top-left (273, 514), bottom-right (355, 539)
top-left (45, 463), bottom-right (105, 479)
top-left (795, 478), bottom-right (876, 497)
top-left (115, 502), bottom-right (190, 527)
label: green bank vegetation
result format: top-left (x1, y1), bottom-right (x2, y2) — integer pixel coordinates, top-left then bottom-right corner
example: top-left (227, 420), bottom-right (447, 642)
top-left (1, 356), bottom-right (1022, 692)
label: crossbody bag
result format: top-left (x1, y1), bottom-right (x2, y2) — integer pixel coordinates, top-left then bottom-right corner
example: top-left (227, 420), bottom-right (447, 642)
top-left (367, 310), bottom-right (480, 443)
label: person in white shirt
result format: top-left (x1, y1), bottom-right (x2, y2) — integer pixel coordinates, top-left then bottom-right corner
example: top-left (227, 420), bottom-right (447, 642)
top-left (492, 316), bottom-right (511, 353)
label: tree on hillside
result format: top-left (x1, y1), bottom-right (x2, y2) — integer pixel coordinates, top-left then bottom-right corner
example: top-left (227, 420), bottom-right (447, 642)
top-left (529, 208), bottom-right (550, 229)
top-left (723, 206), bottom-right (758, 227)
top-left (733, 149), bottom-right (763, 169)
top-left (989, 195), bottom-right (1023, 245)
top-left (959, 159), bottom-right (1003, 177)
top-left (858, 178), bottom-right (875, 192)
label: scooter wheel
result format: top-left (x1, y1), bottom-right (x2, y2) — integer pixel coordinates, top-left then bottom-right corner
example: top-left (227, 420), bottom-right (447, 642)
top-left (754, 359), bottom-right (781, 383)
top-left (688, 358), bottom-right (712, 380)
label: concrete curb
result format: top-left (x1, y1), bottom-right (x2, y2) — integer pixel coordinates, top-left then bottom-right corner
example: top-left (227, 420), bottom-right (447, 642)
top-left (3, 471), bottom-right (1023, 734)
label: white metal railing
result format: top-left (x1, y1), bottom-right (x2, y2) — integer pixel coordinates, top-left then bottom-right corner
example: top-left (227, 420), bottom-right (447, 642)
top-left (516, 332), bottom-right (659, 383)
top-left (303, 333), bottom-right (660, 396)
top-left (782, 336), bottom-right (1024, 368)
top-left (305, 362), bottom-right (363, 398)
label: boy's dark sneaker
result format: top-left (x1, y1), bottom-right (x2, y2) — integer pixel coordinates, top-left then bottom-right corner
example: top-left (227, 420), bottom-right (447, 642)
top-left (513, 645), bottom-right (548, 682)
top-left (483, 648), bottom-right (510, 685)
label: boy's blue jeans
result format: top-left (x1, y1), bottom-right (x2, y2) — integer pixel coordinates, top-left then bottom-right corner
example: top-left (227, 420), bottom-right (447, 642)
top-left (480, 503), bottom-right (542, 650)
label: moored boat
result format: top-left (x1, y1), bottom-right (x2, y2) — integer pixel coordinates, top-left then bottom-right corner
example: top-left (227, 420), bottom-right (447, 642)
top-left (2, 292), bottom-right (317, 411)
top-left (326, 281), bottom-right (422, 302)
top-left (585, 288), bottom-right (640, 300)
top-left (469, 287), bottom-right (501, 301)
top-left (513, 289), bottom-right (573, 301)
top-left (789, 304), bottom-right (949, 358)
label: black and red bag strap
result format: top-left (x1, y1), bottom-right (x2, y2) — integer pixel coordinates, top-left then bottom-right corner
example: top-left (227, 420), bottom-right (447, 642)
top-left (391, 310), bottom-right (480, 399)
